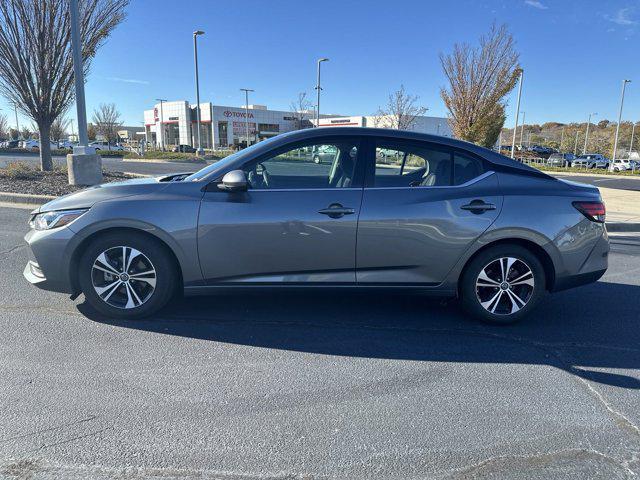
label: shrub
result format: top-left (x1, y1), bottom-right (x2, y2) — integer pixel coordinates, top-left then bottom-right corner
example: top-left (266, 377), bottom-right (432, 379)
top-left (1, 161), bottom-right (39, 180)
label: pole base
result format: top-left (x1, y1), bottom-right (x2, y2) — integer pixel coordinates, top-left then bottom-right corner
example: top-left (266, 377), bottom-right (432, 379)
top-left (67, 153), bottom-right (103, 186)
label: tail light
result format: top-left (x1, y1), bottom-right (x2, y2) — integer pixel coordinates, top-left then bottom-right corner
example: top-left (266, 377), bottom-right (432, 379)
top-left (573, 201), bottom-right (606, 223)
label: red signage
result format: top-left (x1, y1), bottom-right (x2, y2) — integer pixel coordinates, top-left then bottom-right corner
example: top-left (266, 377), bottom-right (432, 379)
top-left (153, 107), bottom-right (159, 122)
top-left (224, 110), bottom-right (254, 119)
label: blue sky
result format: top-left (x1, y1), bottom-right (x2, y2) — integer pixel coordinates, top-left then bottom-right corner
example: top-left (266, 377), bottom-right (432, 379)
top-left (3, 0), bottom-right (639, 129)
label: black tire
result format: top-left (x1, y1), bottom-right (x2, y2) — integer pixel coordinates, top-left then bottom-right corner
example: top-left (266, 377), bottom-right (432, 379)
top-left (78, 232), bottom-right (177, 319)
top-left (460, 244), bottom-right (546, 325)
top-left (313, 155), bottom-right (320, 164)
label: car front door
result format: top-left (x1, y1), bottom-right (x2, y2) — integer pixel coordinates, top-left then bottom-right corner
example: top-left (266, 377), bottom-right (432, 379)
top-left (356, 138), bottom-right (502, 285)
top-left (198, 136), bottom-right (364, 284)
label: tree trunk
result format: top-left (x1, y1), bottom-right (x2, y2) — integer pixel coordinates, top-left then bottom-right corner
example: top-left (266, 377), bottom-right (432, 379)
top-left (38, 121), bottom-right (53, 171)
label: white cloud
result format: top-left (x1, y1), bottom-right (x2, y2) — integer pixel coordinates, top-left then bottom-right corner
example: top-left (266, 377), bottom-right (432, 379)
top-left (606, 7), bottom-right (638, 26)
top-left (524, 0), bottom-right (548, 10)
top-left (105, 76), bottom-right (150, 85)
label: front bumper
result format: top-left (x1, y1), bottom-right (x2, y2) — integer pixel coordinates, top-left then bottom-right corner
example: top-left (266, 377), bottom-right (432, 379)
top-left (23, 226), bottom-right (76, 294)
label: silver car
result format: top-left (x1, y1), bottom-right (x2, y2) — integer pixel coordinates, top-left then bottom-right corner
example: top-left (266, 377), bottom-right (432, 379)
top-left (24, 128), bottom-right (609, 324)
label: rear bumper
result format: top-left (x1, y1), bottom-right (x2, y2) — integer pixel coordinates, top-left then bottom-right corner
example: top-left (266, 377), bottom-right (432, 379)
top-left (552, 268), bottom-right (607, 292)
top-left (551, 228), bottom-right (609, 292)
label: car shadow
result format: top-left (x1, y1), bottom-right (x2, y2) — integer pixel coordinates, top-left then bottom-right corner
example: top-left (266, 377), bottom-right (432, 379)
top-left (78, 280), bottom-right (640, 389)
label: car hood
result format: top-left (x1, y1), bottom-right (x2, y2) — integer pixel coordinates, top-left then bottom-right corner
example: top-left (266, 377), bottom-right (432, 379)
top-left (35, 176), bottom-right (170, 213)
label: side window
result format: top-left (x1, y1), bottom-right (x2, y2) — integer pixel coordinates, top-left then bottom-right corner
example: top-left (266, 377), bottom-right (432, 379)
top-left (453, 152), bottom-right (484, 185)
top-left (374, 141), bottom-right (451, 187)
top-left (244, 139), bottom-right (359, 190)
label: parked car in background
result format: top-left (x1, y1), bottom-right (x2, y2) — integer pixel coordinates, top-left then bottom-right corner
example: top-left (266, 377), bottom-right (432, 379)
top-left (24, 127), bottom-right (609, 325)
top-left (572, 154), bottom-right (609, 169)
top-left (172, 144), bottom-right (196, 153)
top-left (20, 139), bottom-right (57, 150)
top-left (610, 159), bottom-right (638, 172)
top-left (312, 144), bottom-right (338, 164)
top-left (0, 140), bottom-right (20, 148)
top-left (89, 141), bottom-right (124, 151)
top-left (547, 153), bottom-right (576, 167)
top-left (58, 140), bottom-right (77, 150)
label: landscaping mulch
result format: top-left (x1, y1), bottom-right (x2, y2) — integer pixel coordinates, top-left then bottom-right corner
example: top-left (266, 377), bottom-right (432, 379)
top-left (0, 168), bottom-right (136, 197)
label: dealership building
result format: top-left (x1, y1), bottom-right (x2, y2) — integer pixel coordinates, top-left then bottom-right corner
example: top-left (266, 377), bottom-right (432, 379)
top-left (143, 100), bottom-right (451, 150)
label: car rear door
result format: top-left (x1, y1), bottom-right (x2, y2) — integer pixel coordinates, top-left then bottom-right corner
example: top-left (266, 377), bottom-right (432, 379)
top-left (356, 138), bottom-right (502, 285)
top-left (198, 135), bottom-right (365, 284)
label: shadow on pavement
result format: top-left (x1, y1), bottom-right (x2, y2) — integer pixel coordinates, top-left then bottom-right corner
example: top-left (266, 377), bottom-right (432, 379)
top-left (78, 280), bottom-right (640, 389)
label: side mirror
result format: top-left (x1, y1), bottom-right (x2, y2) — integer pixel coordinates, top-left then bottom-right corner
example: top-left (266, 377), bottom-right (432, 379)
top-left (218, 170), bottom-right (248, 192)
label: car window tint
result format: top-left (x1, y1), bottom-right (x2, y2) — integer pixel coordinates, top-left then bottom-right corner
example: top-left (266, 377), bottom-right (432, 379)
top-left (373, 142), bottom-right (451, 187)
top-left (453, 152), bottom-right (484, 185)
top-left (244, 139), bottom-right (359, 190)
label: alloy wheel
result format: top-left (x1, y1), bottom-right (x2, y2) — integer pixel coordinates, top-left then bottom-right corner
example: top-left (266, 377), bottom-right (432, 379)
top-left (91, 246), bottom-right (157, 309)
top-left (475, 257), bottom-right (535, 315)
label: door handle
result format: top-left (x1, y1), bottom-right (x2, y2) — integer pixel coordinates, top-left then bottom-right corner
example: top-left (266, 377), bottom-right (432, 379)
top-left (461, 200), bottom-right (496, 214)
top-left (318, 204), bottom-right (355, 219)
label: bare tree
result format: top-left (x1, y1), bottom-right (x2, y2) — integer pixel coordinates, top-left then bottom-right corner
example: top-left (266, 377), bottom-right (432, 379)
top-left (50, 115), bottom-right (71, 142)
top-left (289, 92), bottom-right (313, 129)
top-left (0, 0), bottom-right (129, 170)
top-left (440, 23), bottom-right (520, 148)
top-left (92, 103), bottom-right (122, 144)
top-left (373, 85), bottom-right (427, 130)
top-left (0, 113), bottom-right (8, 140)
top-left (87, 123), bottom-right (97, 141)
top-left (20, 126), bottom-right (31, 140)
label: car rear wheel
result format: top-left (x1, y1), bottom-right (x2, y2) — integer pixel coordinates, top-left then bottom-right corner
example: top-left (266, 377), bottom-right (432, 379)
top-left (313, 155), bottom-right (320, 164)
top-left (460, 244), bottom-right (546, 324)
top-left (78, 232), bottom-right (177, 319)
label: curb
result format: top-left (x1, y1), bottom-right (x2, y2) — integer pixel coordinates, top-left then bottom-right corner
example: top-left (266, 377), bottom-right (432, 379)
top-left (0, 191), bottom-right (55, 206)
top-left (122, 157), bottom-right (209, 165)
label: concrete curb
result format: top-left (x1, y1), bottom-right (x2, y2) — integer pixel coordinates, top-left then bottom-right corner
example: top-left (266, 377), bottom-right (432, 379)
top-left (0, 191), bottom-right (55, 206)
top-left (122, 157), bottom-right (209, 165)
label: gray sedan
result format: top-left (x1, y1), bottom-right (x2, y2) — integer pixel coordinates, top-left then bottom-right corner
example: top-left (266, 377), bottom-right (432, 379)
top-left (24, 128), bottom-right (609, 324)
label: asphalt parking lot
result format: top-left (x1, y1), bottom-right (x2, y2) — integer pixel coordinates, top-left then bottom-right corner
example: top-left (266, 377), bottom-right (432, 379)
top-left (1, 206), bottom-right (640, 479)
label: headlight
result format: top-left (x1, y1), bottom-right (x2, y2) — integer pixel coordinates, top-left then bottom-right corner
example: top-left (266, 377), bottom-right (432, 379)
top-left (29, 209), bottom-right (88, 230)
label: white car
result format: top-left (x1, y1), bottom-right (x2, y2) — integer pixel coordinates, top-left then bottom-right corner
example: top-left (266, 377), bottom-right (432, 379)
top-left (89, 141), bottom-right (124, 151)
top-left (58, 140), bottom-right (77, 150)
top-left (611, 159), bottom-right (638, 172)
top-left (21, 139), bottom-right (57, 150)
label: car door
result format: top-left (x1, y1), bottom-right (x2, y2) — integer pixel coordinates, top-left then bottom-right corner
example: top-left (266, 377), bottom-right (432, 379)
top-left (356, 138), bottom-right (502, 285)
top-left (198, 135), bottom-right (364, 284)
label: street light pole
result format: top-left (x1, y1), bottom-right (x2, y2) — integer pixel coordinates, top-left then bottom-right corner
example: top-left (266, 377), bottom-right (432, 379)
top-left (630, 122), bottom-right (637, 158)
top-left (583, 112), bottom-right (597, 155)
top-left (510, 70), bottom-right (523, 159)
top-left (519, 111), bottom-right (526, 147)
top-left (13, 103), bottom-right (19, 136)
top-left (315, 58), bottom-right (329, 127)
top-left (574, 130), bottom-right (580, 155)
top-left (240, 88), bottom-right (254, 148)
top-left (611, 79), bottom-right (631, 170)
top-left (560, 126), bottom-right (565, 152)
top-left (193, 30), bottom-right (205, 155)
top-left (155, 98), bottom-right (167, 151)
top-left (69, 0), bottom-right (92, 153)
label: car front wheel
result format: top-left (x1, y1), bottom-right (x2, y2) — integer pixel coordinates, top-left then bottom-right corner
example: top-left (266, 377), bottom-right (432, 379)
top-left (460, 244), bottom-right (546, 324)
top-left (313, 155), bottom-right (320, 164)
top-left (78, 232), bottom-right (177, 319)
